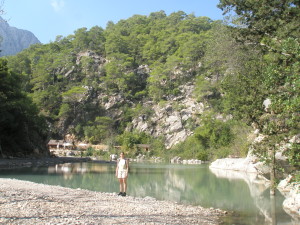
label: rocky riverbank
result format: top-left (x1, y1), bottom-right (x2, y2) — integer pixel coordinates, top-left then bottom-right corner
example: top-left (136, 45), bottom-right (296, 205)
top-left (0, 178), bottom-right (225, 224)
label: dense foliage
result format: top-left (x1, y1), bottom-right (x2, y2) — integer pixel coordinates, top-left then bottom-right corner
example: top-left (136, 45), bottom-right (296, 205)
top-left (5, 11), bottom-right (217, 155)
top-left (216, 0), bottom-right (300, 180)
top-left (0, 59), bottom-right (48, 157)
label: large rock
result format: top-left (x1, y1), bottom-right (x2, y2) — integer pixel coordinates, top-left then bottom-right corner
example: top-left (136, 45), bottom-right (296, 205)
top-left (128, 83), bottom-right (204, 149)
top-left (210, 132), bottom-right (296, 177)
top-left (209, 157), bottom-right (260, 173)
top-left (278, 176), bottom-right (300, 221)
top-left (104, 94), bottom-right (125, 110)
top-left (209, 133), bottom-right (267, 174)
top-left (76, 50), bottom-right (106, 65)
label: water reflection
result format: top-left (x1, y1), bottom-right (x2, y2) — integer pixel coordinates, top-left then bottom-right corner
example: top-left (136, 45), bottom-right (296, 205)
top-left (0, 162), bottom-right (293, 224)
top-left (271, 196), bottom-right (277, 225)
top-left (209, 168), bottom-right (291, 225)
top-left (49, 163), bottom-right (108, 179)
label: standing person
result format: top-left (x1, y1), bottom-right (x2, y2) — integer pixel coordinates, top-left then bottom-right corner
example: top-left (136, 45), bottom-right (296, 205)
top-left (115, 152), bottom-right (129, 196)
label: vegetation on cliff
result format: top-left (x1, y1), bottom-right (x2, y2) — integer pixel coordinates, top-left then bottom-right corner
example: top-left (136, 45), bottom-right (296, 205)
top-left (5, 11), bottom-right (222, 157)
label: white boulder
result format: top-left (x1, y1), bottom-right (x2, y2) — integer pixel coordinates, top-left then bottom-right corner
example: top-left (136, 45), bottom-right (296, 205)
top-left (278, 176), bottom-right (300, 220)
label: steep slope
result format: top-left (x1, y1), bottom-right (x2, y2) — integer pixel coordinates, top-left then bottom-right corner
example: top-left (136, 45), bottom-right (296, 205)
top-left (52, 50), bottom-right (205, 149)
top-left (0, 17), bottom-right (40, 56)
top-left (5, 12), bottom-right (216, 153)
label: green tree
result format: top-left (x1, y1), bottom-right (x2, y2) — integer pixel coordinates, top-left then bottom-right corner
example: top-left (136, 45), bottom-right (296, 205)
top-left (87, 26), bottom-right (106, 54)
top-left (62, 86), bottom-right (86, 116)
top-left (218, 0), bottom-right (300, 190)
top-left (83, 116), bottom-right (114, 143)
top-left (117, 130), bottom-right (151, 156)
top-left (73, 27), bottom-right (89, 51)
top-left (0, 59), bottom-right (48, 157)
top-left (218, 0), bottom-right (300, 43)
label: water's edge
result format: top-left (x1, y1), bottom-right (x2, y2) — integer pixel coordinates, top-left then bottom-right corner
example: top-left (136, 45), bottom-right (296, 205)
top-left (0, 157), bottom-right (293, 224)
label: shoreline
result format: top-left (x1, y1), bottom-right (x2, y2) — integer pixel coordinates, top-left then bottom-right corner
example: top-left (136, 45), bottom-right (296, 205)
top-left (0, 156), bottom-right (106, 169)
top-left (0, 178), bottom-right (225, 224)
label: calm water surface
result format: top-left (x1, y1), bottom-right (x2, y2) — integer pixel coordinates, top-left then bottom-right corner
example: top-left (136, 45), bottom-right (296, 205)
top-left (0, 162), bottom-right (292, 224)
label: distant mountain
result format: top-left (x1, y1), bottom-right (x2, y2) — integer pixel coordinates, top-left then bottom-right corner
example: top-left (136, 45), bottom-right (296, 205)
top-left (0, 17), bottom-right (40, 56)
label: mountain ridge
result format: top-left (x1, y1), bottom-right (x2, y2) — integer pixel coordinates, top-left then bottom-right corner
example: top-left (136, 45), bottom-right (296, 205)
top-left (0, 17), bottom-right (40, 56)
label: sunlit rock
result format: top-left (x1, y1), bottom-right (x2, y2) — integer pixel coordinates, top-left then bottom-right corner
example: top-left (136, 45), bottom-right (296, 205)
top-left (170, 156), bottom-right (182, 164)
top-left (210, 158), bottom-right (260, 173)
top-left (278, 176), bottom-right (300, 221)
top-left (289, 133), bottom-right (300, 144)
top-left (263, 98), bottom-right (271, 112)
top-left (128, 83), bottom-right (204, 149)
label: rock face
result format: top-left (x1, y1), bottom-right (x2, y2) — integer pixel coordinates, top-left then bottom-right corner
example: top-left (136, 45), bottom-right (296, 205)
top-left (56, 50), bottom-right (206, 149)
top-left (210, 157), bottom-right (260, 173)
top-left (0, 17), bottom-right (40, 56)
top-left (127, 83), bottom-right (205, 149)
top-left (278, 176), bottom-right (300, 221)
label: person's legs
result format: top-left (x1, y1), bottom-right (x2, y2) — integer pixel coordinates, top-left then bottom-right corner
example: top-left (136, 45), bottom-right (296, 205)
top-left (118, 178), bottom-right (124, 193)
top-left (123, 178), bottom-right (127, 193)
top-left (120, 178), bottom-right (127, 196)
top-left (118, 172), bottom-right (127, 196)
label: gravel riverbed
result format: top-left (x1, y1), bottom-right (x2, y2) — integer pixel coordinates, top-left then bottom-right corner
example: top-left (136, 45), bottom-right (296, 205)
top-left (0, 175), bottom-right (225, 224)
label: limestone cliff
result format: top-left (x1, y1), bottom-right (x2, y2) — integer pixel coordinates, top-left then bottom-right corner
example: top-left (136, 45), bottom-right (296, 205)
top-left (126, 83), bottom-right (205, 149)
top-left (0, 17), bottom-right (40, 56)
top-left (57, 50), bottom-right (206, 148)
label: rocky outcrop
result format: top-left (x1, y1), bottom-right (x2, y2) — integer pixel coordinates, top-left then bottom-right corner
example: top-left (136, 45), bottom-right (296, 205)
top-left (210, 157), bottom-right (262, 173)
top-left (170, 156), bottom-right (203, 164)
top-left (76, 50), bottom-right (107, 65)
top-left (52, 50), bottom-right (206, 149)
top-left (278, 176), bottom-right (300, 221)
top-left (128, 83), bottom-right (205, 148)
top-left (210, 132), bottom-right (298, 177)
top-left (209, 133), bottom-right (270, 176)
top-left (0, 17), bottom-right (40, 56)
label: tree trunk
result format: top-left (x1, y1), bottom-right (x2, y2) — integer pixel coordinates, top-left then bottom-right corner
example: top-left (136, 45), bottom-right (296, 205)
top-left (270, 146), bottom-right (276, 196)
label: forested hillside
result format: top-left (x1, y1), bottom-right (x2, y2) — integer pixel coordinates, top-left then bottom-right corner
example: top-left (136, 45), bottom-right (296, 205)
top-left (1, 2), bottom-right (299, 180)
top-left (5, 11), bottom-right (224, 158)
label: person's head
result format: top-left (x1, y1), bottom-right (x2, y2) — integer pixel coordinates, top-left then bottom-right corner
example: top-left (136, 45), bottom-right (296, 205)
top-left (120, 152), bottom-right (125, 158)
